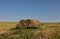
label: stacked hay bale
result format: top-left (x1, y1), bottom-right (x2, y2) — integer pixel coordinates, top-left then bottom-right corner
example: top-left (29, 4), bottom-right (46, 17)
top-left (16, 19), bottom-right (40, 29)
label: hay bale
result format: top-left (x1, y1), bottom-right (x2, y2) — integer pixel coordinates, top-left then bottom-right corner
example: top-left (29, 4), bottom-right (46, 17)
top-left (16, 19), bottom-right (40, 29)
top-left (29, 20), bottom-right (40, 27)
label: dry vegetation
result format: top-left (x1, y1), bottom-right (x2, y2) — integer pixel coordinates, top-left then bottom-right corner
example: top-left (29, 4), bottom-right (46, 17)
top-left (0, 22), bottom-right (60, 39)
top-left (0, 22), bottom-right (18, 30)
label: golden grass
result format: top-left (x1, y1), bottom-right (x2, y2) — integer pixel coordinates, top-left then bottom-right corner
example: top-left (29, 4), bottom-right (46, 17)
top-left (0, 22), bottom-right (60, 39)
top-left (0, 22), bottom-right (60, 30)
top-left (0, 22), bottom-right (18, 30)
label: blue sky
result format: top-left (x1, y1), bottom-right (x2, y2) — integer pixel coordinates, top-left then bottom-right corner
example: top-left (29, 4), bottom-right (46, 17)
top-left (0, 0), bottom-right (60, 22)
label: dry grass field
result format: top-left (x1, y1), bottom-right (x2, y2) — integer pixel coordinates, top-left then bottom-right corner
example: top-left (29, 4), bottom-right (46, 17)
top-left (0, 22), bottom-right (60, 39)
top-left (0, 22), bottom-right (18, 30)
top-left (0, 22), bottom-right (18, 34)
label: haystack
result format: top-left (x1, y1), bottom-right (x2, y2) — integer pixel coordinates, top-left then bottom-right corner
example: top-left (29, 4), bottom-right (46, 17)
top-left (16, 19), bottom-right (40, 29)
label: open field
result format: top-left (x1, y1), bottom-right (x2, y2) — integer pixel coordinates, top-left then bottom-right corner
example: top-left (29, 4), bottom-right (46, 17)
top-left (0, 22), bottom-right (60, 39)
top-left (0, 22), bottom-right (18, 30)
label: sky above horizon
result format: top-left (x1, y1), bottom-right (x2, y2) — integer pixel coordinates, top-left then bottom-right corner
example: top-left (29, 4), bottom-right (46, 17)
top-left (0, 0), bottom-right (60, 22)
